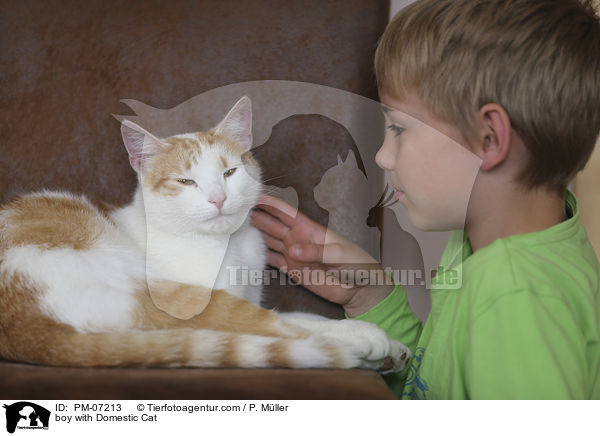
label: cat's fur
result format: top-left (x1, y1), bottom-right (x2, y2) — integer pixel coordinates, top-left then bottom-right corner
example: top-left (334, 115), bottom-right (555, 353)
top-left (0, 96), bottom-right (410, 372)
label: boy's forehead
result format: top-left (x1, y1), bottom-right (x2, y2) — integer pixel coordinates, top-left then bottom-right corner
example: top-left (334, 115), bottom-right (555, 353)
top-left (381, 103), bottom-right (416, 119)
top-left (380, 101), bottom-right (429, 127)
top-left (379, 96), bottom-right (431, 127)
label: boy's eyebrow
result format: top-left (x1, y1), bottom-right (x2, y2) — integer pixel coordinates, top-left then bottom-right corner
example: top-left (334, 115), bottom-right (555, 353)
top-left (380, 103), bottom-right (408, 120)
top-left (380, 103), bottom-right (426, 123)
top-left (380, 104), bottom-right (403, 117)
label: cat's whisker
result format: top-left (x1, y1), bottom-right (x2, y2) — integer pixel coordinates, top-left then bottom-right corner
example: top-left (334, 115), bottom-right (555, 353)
top-left (262, 189), bottom-right (279, 195)
top-left (260, 175), bottom-right (287, 184)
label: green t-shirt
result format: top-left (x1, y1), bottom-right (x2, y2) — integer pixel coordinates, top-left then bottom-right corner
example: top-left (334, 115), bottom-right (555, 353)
top-left (352, 190), bottom-right (600, 399)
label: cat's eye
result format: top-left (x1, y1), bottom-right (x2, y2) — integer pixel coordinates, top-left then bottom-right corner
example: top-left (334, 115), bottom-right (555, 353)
top-left (387, 124), bottom-right (405, 137)
top-left (223, 168), bottom-right (237, 178)
top-left (176, 179), bottom-right (196, 186)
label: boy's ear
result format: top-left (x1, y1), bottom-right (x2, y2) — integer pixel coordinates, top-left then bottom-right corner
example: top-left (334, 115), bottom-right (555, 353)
top-left (477, 103), bottom-right (512, 172)
top-left (214, 96), bottom-right (253, 152)
top-left (120, 120), bottom-right (168, 172)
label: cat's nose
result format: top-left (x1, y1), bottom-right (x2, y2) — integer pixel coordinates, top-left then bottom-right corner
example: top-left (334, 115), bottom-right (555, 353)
top-left (209, 193), bottom-right (227, 210)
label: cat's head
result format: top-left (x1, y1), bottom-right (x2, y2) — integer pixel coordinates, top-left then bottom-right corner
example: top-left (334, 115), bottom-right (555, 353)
top-left (120, 96), bottom-right (262, 235)
top-left (314, 150), bottom-right (366, 211)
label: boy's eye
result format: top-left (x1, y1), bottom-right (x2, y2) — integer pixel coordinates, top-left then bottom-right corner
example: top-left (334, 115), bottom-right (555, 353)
top-left (387, 124), bottom-right (405, 137)
top-left (176, 179), bottom-right (196, 186)
top-left (224, 168), bottom-right (237, 178)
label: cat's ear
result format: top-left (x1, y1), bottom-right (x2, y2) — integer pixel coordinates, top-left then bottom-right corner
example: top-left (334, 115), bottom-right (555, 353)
top-left (120, 120), bottom-right (168, 172)
top-left (344, 150), bottom-right (357, 167)
top-left (214, 96), bottom-right (253, 151)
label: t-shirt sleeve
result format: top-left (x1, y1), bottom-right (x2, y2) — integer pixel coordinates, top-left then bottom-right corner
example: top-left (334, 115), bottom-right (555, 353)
top-left (465, 289), bottom-right (588, 399)
top-left (347, 284), bottom-right (424, 395)
top-left (348, 284), bottom-right (423, 350)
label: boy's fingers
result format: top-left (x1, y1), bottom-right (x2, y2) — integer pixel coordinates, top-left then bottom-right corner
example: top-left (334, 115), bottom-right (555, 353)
top-left (256, 194), bottom-right (318, 229)
top-left (288, 242), bottom-right (324, 263)
top-left (267, 249), bottom-right (288, 271)
top-left (255, 203), bottom-right (299, 229)
top-left (288, 242), bottom-right (358, 265)
top-left (250, 209), bottom-right (290, 241)
top-left (255, 195), bottom-right (298, 224)
top-left (263, 233), bottom-right (286, 254)
top-left (256, 194), bottom-right (295, 212)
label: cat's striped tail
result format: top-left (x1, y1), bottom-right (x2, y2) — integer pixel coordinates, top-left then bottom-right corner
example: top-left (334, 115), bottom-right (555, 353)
top-left (0, 324), bottom-right (409, 372)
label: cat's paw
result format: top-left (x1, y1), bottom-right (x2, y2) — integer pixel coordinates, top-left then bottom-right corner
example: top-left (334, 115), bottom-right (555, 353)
top-left (320, 319), bottom-right (411, 373)
top-left (377, 339), bottom-right (412, 375)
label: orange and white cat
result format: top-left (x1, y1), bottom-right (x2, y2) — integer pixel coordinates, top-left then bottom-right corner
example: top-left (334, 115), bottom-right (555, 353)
top-left (0, 96), bottom-right (410, 372)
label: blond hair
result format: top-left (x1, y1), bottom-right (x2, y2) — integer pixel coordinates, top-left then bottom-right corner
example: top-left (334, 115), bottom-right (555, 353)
top-left (375, 0), bottom-right (600, 191)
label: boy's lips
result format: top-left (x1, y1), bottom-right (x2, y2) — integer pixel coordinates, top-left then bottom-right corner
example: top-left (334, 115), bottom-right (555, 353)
top-left (394, 189), bottom-right (404, 200)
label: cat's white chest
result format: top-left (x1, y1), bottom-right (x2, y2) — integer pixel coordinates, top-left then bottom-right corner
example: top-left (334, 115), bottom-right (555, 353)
top-left (213, 223), bottom-right (267, 305)
top-left (145, 229), bottom-right (229, 289)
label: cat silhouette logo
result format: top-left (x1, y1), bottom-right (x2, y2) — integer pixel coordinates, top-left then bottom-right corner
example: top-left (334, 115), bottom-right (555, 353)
top-left (3, 402), bottom-right (50, 434)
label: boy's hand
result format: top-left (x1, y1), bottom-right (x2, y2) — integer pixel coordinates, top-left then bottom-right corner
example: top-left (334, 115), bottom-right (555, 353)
top-left (251, 194), bottom-right (394, 317)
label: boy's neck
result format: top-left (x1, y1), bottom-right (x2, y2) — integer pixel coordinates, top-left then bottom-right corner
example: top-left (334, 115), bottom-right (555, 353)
top-left (465, 185), bottom-right (567, 253)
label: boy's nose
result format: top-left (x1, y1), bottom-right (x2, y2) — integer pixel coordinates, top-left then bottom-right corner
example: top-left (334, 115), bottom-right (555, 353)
top-left (375, 140), bottom-right (394, 171)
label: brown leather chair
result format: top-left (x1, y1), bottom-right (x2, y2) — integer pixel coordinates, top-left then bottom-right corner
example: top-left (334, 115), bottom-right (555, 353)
top-left (0, 0), bottom-right (396, 399)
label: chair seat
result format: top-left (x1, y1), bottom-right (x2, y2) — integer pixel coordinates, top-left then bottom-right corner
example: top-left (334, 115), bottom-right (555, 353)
top-left (0, 362), bottom-right (395, 400)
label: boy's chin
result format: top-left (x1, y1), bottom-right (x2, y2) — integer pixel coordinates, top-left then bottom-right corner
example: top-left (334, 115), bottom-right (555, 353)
top-left (406, 208), bottom-right (463, 232)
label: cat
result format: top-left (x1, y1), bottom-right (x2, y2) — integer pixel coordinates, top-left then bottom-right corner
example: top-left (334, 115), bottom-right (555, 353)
top-left (0, 96), bottom-right (411, 372)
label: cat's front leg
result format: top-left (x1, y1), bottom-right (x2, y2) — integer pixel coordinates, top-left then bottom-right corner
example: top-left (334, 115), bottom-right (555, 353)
top-left (279, 312), bottom-right (412, 373)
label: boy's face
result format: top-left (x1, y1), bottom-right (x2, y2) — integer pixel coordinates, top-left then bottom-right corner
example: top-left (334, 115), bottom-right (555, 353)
top-left (376, 91), bottom-right (482, 231)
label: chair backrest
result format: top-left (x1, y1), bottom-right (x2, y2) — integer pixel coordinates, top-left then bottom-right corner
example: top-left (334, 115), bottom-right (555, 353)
top-left (0, 0), bottom-right (389, 318)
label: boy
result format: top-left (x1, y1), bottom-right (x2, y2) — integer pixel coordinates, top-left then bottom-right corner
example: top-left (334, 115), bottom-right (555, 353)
top-left (251, 0), bottom-right (600, 399)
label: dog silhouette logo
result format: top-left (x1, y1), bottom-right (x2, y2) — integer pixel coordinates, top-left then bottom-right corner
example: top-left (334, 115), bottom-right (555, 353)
top-left (3, 402), bottom-right (50, 434)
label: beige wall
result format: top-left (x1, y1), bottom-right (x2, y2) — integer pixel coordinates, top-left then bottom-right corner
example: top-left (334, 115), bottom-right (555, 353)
top-left (574, 132), bottom-right (600, 260)
top-left (574, 0), bottom-right (600, 260)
